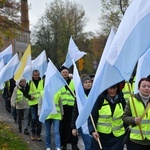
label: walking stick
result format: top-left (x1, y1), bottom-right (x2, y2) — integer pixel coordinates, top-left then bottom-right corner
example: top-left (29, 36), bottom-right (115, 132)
top-left (127, 82), bottom-right (144, 140)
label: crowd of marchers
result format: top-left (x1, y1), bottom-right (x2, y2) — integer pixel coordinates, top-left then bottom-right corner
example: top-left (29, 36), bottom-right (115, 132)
top-left (1, 66), bottom-right (150, 150)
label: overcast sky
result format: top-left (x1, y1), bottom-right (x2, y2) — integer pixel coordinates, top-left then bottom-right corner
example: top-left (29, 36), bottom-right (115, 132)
top-left (28, 0), bottom-right (101, 33)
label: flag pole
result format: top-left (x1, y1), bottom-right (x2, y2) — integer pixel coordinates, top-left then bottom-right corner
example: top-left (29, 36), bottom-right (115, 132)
top-left (90, 114), bottom-right (102, 149)
top-left (127, 82), bottom-right (144, 140)
top-left (66, 84), bottom-right (103, 149)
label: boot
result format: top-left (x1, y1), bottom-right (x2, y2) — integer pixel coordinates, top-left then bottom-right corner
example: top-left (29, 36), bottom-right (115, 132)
top-left (19, 126), bottom-right (22, 133)
top-left (24, 129), bottom-right (29, 135)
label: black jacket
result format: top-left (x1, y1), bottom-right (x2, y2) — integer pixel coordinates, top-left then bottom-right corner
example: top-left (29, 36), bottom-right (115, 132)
top-left (88, 91), bottom-right (126, 135)
top-left (71, 89), bottom-right (91, 129)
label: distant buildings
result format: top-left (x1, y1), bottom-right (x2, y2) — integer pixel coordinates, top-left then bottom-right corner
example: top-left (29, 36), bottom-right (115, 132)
top-left (0, 0), bottom-right (30, 59)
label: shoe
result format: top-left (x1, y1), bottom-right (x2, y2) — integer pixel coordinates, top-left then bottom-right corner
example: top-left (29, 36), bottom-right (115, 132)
top-left (31, 135), bottom-right (35, 141)
top-left (47, 148), bottom-right (51, 150)
top-left (56, 148), bottom-right (61, 150)
top-left (6, 108), bottom-right (11, 113)
top-left (37, 136), bottom-right (42, 141)
top-left (24, 129), bottom-right (29, 135)
top-left (19, 127), bottom-right (22, 133)
top-left (72, 145), bottom-right (79, 150)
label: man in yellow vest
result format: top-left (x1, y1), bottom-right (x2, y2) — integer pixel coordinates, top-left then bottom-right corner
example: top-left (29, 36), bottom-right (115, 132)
top-left (59, 66), bottom-right (79, 150)
top-left (26, 70), bottom-right (44, 141)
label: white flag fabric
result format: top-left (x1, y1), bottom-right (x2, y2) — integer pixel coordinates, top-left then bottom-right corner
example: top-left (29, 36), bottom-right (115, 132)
top-left (134, 48), bottom-right (150, 94)
top-left (23, 50), bottom-right (47, 81)
top-left (76, 28), bottom-right (124, 128)
top-left (32, 50), bottom-right (47, 77)
top-left (63, 36), bottom-right (86, 68)
top-left (0, 59), bottom-right (4, 71)
top-left (0, 59), bottom-right (5, 89)
top-left (0, 44), bottom-right (13, 64)
top-left (39, 59), bottom-right (67, 123)
top-left (23, 65), bottom-right (32, 82)
top-left (72, 60), bottom-right (89, 134)
top-left (0, 54), bottom-right (19, 85)
top-left (106, 0), bottom-right (150, 81)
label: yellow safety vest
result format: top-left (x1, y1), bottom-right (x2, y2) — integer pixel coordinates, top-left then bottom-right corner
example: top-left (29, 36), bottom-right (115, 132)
top-left (16, 89), bottom-right (27, 102)
top-left (131, 76), bottom-right (136, 92)
top-left (28, 80), bottom-right (44, 106)
top-left (60, 80), bottom-right (75, 106)
top-left (122, 82), bottom-right (132, 102)
top-left (96, 99), bottom-right (125, 137)
top-left (15, 89), bottom-right (29, 109)
top-left (46, 91), bottom-right (62, 120)
top-left (129, 97), bottom-right (150, 140)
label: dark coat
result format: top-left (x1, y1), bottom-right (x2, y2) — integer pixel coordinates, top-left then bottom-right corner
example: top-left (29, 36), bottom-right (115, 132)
top-left (71, 89), bottom-right (91, 129)
top-left (88, 91), bottom-right (126, 135)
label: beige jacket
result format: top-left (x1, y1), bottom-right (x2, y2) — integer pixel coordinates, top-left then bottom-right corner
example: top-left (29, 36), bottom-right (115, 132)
top-left (11, 86), bottom-right (30, 109)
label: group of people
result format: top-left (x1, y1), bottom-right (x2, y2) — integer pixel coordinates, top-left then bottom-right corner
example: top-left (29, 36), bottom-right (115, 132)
top-left (1, 65), bottom-right (150, 150)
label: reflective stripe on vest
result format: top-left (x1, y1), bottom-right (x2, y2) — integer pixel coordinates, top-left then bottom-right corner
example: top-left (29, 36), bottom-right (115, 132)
top-left (60, 80), bottom-right (75, 106)
top-left (122, 83), bottom-right (132, 102)
top-left (28, 80), bottom-right (44, 106)
top-left (129, 97), bottom-right (150, 140)
top-left (96, 99), bottom-right (125, 137)
top-left (46, 91), bottom-right (62, 120)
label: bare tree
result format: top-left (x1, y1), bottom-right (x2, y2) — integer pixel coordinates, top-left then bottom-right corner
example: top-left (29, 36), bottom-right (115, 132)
top-left (119, 0), bottom-right (129, 15)
top-left (0, 0), bottom-right (21, 46)
top-left (99, 0), bottom-right (131, 35)
top-left (31, 0), bottom-right (87, 67)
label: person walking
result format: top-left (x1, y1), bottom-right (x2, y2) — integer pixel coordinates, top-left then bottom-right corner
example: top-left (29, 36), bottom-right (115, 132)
top-left (59, 66), bottom-right (79, 150)
top-left (88, 84), bottom-right (126, 150)
top-left (26, 70), bottom-right (44, 141)
top-left (71, 75), bottom-right (93, 150)
top-left (9, 78), bottom-right (17, 122)
top-left (122, 77), bottom-right (150, 150)
top-left (11, 77), bottom-right (33, 134)
top-left (2, 80), bottom-right (11, 113)
top-left (38, 90), bottom-right (63, 150)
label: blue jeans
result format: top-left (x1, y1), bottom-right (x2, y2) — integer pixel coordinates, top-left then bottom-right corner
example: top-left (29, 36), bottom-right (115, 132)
top-left (30, 104), bottom-right (42, 137)
top-left (79, 128), bottom-right (93, 150)
top-left (45, 119), bottom-right (60, 149)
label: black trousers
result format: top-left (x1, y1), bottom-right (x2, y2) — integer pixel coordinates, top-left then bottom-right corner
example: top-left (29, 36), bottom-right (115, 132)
top-left (60, 105), bottom-right (78, 146)
top-left (130, 141), bottom-right (150, 150)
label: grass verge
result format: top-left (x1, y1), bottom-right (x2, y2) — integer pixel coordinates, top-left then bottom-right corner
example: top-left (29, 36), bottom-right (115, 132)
top-left (0, 121), bottom-right (30, 150)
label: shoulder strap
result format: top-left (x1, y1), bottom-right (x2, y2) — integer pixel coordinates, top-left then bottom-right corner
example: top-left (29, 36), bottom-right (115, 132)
top-left (140, 102), bottom-right (150, 120)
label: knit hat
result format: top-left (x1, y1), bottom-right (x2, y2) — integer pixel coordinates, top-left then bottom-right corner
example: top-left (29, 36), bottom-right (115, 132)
top-left (16, 77), bottom-right (26, 85)
top-left (81, 75), bottom-right (91, 84)
top-left (59, 66), bottom-right (69, 72)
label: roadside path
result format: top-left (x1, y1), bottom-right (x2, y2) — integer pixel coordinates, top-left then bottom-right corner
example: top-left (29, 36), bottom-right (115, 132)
top-left (0, 96), bottom-right (84, 150)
